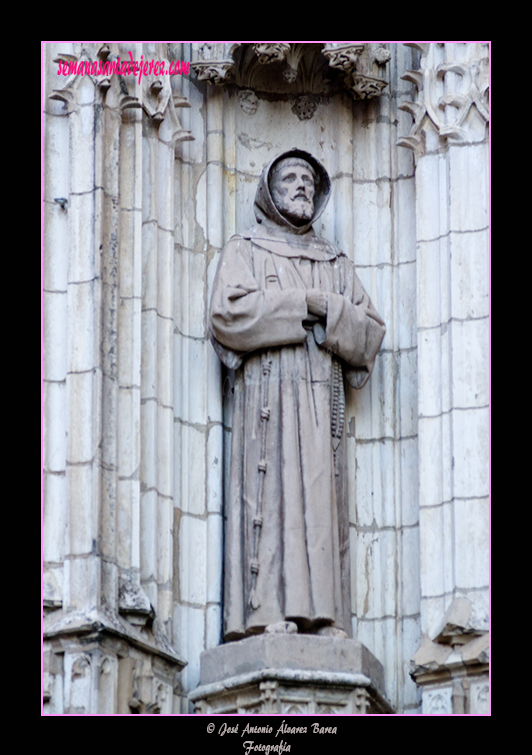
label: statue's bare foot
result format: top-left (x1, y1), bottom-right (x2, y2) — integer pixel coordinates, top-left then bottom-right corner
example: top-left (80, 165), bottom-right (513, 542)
top-left (264, 621), bottom-right (298, 634)
top-left (315, 625), bottom-right (347, 639)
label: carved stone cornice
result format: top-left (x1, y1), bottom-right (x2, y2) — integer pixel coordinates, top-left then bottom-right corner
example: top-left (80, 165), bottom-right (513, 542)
top-left (398, 42), bottom-right (489, 154)
top-left (190, 42), bottom-right (389, 101)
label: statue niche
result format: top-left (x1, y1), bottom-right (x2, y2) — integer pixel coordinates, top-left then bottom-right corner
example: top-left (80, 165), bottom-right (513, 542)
top-left (209, 149), bottom-right (386, 642)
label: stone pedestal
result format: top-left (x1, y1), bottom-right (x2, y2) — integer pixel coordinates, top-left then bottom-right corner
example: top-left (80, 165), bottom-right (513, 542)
top-left (189, 634), bottom-right (394, 714)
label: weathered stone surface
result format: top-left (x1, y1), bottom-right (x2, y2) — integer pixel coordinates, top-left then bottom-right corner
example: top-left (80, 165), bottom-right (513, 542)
top-left (42, 42), bottom-right (489, 715)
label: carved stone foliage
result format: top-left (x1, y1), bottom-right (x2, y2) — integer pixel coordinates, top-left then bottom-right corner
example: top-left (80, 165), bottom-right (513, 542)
top-left (398, 43), bottom-right (489, 154)
top-left (252, 43), bottom-right (291, 65)
top-left (190, 43), bottom-right (389, 105)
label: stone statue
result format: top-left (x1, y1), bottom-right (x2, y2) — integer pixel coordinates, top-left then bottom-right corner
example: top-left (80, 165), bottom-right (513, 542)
top-left (209, 149), bottom-right (385, 642)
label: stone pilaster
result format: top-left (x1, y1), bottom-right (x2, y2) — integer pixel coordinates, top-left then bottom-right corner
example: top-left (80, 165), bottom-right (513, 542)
top-left (398, 42), bottom-right (489, 713)
top-left (177, 42), bottom-right (422, 714)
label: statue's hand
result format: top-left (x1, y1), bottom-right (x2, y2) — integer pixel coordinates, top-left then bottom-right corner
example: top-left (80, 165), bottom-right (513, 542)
top-left (306, 289), bottom-right (328, 318)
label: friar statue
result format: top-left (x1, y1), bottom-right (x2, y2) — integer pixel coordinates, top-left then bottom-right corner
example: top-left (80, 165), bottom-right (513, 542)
top-left (209, 149), bottom-right (386, 642)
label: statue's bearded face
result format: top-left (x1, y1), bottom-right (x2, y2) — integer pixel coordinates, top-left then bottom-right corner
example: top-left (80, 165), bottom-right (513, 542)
top-left (270, 160), bottom-right (315, 225)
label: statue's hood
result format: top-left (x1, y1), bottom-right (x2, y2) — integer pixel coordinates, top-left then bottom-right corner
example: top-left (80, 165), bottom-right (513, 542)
top-left (253, 149), bottom-right (331, 236)
top-left (238, 149), bottom-right (339, 261)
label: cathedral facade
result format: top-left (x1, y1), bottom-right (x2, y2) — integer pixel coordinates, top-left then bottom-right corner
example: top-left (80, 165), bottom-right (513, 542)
top-left (42, 42), bottom-right (489, 715)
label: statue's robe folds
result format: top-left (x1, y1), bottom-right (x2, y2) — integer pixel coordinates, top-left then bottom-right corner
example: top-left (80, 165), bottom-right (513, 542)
top-left (210, 230), bottom-right (386, 641)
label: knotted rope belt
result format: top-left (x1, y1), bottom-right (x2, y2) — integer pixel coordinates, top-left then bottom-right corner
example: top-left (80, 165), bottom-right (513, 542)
top-left (249, 352), bottom-right (272, 611)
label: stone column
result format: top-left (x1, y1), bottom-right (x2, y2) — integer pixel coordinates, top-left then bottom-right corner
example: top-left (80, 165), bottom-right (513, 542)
top-left (398, 42), bottom-right (489, 714)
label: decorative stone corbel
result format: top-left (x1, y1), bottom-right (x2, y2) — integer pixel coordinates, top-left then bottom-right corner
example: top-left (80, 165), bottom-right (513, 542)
top-left (322, 43), bottom-right (389, 99)
top-left (344, 71), bottom-right (388, 99)
top-left (252, 43), bottom-right (291, 65)
top-left (191, 43), bottom-right (240, 85)
top-left (189, 634), bottom-right (394, 714)
top-left (322, 43), bottom-right (365, 71)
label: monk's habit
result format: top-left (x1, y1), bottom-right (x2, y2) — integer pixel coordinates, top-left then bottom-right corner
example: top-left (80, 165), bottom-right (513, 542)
top-left (210, 150), bottom-right (386, 641)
